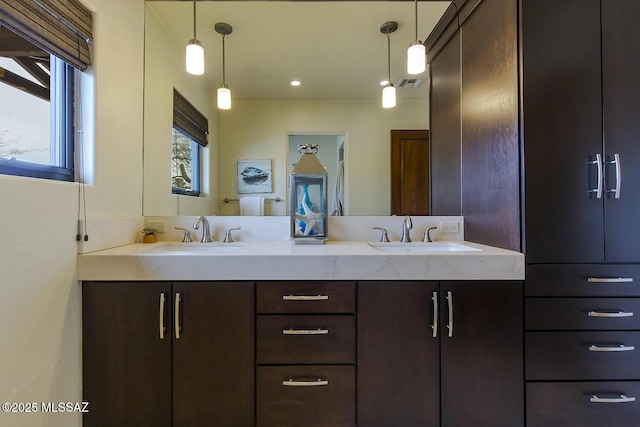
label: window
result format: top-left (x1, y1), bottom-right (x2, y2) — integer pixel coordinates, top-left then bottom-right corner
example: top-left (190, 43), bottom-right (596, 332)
top-left (0, 37), bottom-right (74, 181)
top-left (0, 0), bottom-right (93, 181)
top-left (172, 89), bottom-right (208, 197)
top-left (171, 127), bottom-right (201, 195)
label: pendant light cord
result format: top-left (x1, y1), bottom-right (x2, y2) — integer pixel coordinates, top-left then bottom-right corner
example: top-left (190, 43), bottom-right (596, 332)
top-left (192, 0), bottom-right (197, 40)
top-left (414, 0), bottom-right (419, 40)
top-left (387, 33), bottom-right (392, 83)
top-left (222, 34), bottom-right (226, 85)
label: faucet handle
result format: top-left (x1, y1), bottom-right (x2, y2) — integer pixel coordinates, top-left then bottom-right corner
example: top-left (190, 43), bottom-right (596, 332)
top-left (223, 227), bottom-right (241, 243)
top-left (423, 226), bottom-right (438, 243)
top-left (372, 227), bottom-right (390, 242)
top-left (175, 227), bottom-right (193, 243)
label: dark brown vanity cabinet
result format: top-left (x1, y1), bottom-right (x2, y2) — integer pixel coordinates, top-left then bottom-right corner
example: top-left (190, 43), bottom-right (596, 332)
top-left (82, 281), bottom-right (255, 427)
top-left (357, 281), bottom-right (523, 427)
top-left (255, 281), bottom-right (356, 427)
top-left (522, 0), bottom-right (640, 265)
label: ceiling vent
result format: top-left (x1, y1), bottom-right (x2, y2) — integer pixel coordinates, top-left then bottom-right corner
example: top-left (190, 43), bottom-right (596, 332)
top-left (397, 78), bottom-right (424, 88)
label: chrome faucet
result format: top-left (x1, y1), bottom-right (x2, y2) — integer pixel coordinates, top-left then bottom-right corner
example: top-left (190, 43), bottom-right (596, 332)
top-left (223, 227), bottom-right (241, 243)
top-left (400, 215), bottom-right (413, 243)
top-left (193, 216), bottom-right (213, 243)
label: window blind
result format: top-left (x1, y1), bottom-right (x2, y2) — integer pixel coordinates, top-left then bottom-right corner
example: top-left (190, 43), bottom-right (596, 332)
top-left (0, 0), bottom-right (93, 70)
top-left (173, 89), bottom-right (209, 147)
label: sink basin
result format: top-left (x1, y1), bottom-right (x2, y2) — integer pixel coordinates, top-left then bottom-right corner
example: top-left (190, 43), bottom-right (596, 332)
top-left (140, 242), bottom-right (245, 255)
top-left (368, 242), bottom-right (481, 253)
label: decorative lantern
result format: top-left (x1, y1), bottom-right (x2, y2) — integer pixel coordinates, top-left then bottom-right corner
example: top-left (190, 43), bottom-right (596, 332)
top-left (290, 144), bottom-right (328, 244)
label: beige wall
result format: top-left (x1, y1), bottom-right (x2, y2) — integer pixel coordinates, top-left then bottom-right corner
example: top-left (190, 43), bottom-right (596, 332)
top-left (0, 0), bottom-right (145, 426)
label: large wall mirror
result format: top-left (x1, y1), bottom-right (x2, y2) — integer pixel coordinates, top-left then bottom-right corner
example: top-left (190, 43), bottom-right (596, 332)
top-left (143, 0), bottom-right (450, 216)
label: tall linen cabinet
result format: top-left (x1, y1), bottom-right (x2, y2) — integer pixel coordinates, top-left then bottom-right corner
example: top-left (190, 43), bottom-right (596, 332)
top-left (427, 0), bottom-right (640, 424)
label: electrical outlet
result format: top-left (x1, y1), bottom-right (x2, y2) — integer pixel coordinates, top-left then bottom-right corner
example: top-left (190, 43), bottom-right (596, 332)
top-left (439, 221), bottom-right (459, 234)
top-left (147, 221), bottom-right (166, 233)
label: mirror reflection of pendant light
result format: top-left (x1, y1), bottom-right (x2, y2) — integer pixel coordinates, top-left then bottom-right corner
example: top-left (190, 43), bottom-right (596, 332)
top-left (215, 22), bottom-right (233, 110)
top-left (186, 0), bottom-right (204, 75)
top-left (407, 0), bottom-right (426, 75)
top-left (380, 21), bottom-right (398, 109)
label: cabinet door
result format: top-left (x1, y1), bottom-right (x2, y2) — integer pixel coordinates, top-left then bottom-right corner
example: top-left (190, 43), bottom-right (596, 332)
top-left (172, 281), bottom-right (254, 427)
top-left (82, 281), bottom-right (172, 427)
top-left (522, 0), bottom-right (604, 263)
top-left (440, 281), bottom-right (523, 427)
top-left (357, 281), bottom-right (439, 427)
top-left (602, 0), bottom-right (640, 263)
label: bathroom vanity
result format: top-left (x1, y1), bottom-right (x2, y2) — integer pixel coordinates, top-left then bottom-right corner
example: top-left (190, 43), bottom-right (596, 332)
top-left (79, 240), bottom-right (524, 426)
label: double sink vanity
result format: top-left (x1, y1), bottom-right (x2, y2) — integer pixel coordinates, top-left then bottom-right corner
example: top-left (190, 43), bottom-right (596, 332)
top-left (78, 216), bottom-right (525, 426)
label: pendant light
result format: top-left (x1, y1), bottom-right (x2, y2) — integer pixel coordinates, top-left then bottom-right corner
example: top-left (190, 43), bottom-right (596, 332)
top-left (380, 21), bottom-right (398, 109)
top-left (407, 0), bottom-right (426, 75)
top-left (215, 22), bottom-right (233, 110)
top-left (185, 0), bottom-right (204, 75)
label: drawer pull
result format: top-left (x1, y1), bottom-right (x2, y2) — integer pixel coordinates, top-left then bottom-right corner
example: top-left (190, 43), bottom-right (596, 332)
top-left (588, 310), bottom-right (634, 318)
top-left (588, 277), bottom-right (634, 283)
top-left (589, 344), bottom-right (635, 352)
top-left (282, 328), bottom-right (329, 335)
top-left (590, 394), bottom-right (636, 404)
top-left (282, 378), bottom-right (329, 387)
top-left (283, 295), bottom-right (329, 301)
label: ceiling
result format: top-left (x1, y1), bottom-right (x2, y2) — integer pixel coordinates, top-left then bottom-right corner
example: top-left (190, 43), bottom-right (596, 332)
top-left (147, 1), bottom-right (451, 101)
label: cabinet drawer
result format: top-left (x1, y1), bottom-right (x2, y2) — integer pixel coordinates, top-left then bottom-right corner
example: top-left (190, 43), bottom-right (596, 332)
top-left (257, 315), bottom-right (355, 364)
top-left (256, 365), bottom-right (355, 427)
top-left (526, 265), bottom-right (640, 297)
top-left (526, 331), bottom-right (640, 380)
top-left (526, 298), bottom-right (640, 330)
top-left (527, 382), bottom-right (640, 427)
top-left (257, 281), bottom-right (355, 314)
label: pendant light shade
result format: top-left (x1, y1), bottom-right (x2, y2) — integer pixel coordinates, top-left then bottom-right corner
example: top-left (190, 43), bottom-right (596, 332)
top-left (407, 41), bottom-right (426, 75)
top-left (382, 84), bottom-right (397, 109)
top-left (186, 1), bottom-right (204, 75)
top-left (186, 40), bottom-right (204, 75)
top-left (217, 85), bottom-right (231, 110)
top-left (407, 0), bottom-right (426, 75)
top-left (380, 21), bottom-right (398, 109)
top-left (215, 22), bottom-right (233, 110)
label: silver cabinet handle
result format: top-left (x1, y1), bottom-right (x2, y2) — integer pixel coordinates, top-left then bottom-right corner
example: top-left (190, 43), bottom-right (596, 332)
top-left (174, 292), bottom-right (181, 339)
top-left (282, 378), bottom-right (329, 387)
top-left (282, 328), bottom-right (329, 335)
top-left (588, 277), bottom-right (634, 283)
top-left (606, 153), bottom-right (621, 199)
top-left (283, 295), bottom-right (328, 301)
top-left (588, 310), bottom-right (634, 318)
top-left (446, 290), bottom-right (453, 338)
top-left (589, 153), bottom-right (603, 198)
top-left (590, 394), bottom-right (636, 403)
top-left (589, 344), bottom-right (635, 352)
top-left (159, 293), bottom-right (166, 339)
top-left (432, 291), bottom-right (438, 338)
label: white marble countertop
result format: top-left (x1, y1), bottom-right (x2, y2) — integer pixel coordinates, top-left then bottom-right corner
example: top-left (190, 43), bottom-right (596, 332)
top-left (77, 240), bottom-right (524, 281)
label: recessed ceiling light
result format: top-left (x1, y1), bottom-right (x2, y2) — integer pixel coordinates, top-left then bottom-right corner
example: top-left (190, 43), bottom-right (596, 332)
top-left (290, 80), bottom-right (301, 86)
top-left (380, 80), bottom-right (389, 86)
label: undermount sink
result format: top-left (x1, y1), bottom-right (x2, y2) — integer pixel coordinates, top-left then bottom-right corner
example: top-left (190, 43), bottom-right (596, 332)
top-left (141, 242), bottom-right (245, 255)
top-left (368, 242), bottom-right (482, 253)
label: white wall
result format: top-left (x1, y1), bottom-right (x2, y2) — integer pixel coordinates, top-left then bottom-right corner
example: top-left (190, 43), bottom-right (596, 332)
top-left (0, 0), bottom-right (145, 426)
top-left (143, 4), bottom-right (220, 216)
top-left (219, 99), bottom-right (429, 216)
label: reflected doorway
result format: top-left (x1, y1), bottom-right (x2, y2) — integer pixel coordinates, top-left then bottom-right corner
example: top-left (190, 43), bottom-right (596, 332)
top-left (288, 133), bottom-right (346, 216)
top-left (391, 130), bottom-right (430, 215)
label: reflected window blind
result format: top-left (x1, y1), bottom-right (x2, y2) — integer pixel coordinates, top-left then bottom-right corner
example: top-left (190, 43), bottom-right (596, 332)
top-left (173, 89), bottom-right (209, 147)
top-left (0, 0), bottom-right (93, 70)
